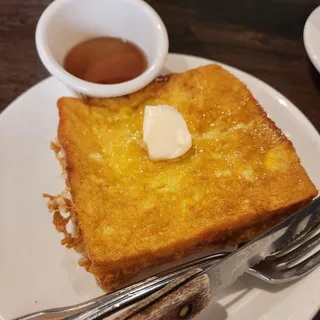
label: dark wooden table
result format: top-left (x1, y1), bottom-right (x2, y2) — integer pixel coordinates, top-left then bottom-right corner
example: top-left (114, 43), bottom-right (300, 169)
top-left (0, 0), bottom-right (320, 318)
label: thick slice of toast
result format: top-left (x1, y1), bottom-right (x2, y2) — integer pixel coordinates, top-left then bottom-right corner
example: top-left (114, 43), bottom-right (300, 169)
top-left (53, 65), bottom-right (317, 290)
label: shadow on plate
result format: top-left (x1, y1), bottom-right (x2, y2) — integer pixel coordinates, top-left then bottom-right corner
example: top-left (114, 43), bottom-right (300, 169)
top-left (160, 56), bottom-right (190, 76)
top-left (198, 300), bottom-right (228, 320)
top-left (160, 66), bottom-right (172, 76)
top-left (205, 273), bottom-right (298, 319)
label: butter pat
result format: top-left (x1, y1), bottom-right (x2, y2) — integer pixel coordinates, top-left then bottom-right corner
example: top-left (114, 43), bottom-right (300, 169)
top-left (143, 105), bottom-right (192, 160)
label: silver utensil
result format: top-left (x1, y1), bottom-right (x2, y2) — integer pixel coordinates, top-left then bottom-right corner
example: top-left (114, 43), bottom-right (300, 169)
top-left (66, 197), bottom-right (320, 320)
top-left (13, 197), bottom-right (320, 320)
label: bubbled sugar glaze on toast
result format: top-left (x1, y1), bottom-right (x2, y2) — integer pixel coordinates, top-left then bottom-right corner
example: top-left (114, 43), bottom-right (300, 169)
top-left (49, 65), bottom-right (317, 290)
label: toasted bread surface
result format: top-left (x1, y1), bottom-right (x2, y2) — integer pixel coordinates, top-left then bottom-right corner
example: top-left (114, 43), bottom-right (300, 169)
top-left (56, 65), bottom-right (317, 289)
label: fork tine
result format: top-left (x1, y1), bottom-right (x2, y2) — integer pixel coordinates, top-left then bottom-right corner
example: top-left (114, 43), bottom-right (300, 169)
top-left (277, 247), bottom-right (320, 280)
top-left (270, 222), bottom-right (320, 258)
top-left (274, 230), bottom-right (320, 269)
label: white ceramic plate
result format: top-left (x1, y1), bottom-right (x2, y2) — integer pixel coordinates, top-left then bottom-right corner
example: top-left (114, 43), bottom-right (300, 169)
top-left (0, 53), bottom-right (320, 320)
top-left (304, 5), bottom-right (320, 73)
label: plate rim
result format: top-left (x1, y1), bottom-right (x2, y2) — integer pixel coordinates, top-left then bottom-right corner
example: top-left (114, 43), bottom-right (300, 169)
top-left (0, 77), bottom-right (53, 122)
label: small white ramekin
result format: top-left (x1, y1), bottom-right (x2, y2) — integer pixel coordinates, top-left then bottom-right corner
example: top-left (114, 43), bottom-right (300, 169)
top-left (35, 0), bottom-right (168, 98)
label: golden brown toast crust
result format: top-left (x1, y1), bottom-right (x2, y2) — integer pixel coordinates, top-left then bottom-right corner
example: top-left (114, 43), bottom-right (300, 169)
top-left (54, 64), bottom-right (317, 290)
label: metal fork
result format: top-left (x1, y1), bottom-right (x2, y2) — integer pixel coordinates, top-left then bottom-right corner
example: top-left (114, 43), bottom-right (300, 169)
top-left (14, 220), bottom-right (320, 320)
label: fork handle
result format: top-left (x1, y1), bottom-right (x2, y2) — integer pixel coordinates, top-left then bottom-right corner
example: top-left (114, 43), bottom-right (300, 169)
top-left (114, 269), bottom-right (211, 320)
